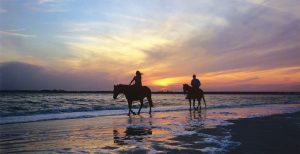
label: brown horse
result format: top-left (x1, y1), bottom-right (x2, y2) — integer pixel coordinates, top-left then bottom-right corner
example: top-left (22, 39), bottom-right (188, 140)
top-left (183, 84), bottom-right (206, 111)
top-left (113, 84), bottom-right (153, 116)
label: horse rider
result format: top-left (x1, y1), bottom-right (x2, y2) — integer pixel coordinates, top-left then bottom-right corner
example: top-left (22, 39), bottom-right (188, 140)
top-left (191, 74), bottom-right (201, 94)
top-left (129, 70), bottom-right (142, 88)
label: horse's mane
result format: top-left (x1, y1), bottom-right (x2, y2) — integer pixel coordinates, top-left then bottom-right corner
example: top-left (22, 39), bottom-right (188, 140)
top-left (115, 84), bottom-right (152, 93)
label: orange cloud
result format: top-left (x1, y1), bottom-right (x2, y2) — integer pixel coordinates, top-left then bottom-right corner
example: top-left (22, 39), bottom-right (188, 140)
top-left (146, 66), bottom-right (300, 91)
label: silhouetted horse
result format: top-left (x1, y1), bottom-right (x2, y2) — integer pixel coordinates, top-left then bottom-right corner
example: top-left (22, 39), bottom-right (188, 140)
top-left (113, 84), bottom-right (153, 116)
top-left (183, 84), bottom-right (206, 111)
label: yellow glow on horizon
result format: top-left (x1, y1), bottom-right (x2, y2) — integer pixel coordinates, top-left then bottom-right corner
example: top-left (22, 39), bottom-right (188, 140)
top-left (152, 76), bottom-right (189, 87)
top-left (153, 78), bottom-right (176, 86)
top-left (147, 66), bottom-right (300, 90)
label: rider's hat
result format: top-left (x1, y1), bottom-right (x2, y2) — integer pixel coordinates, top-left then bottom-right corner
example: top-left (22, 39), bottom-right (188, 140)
top-left (136, 70), bottom-right (142, 75)
top-left (193, 74), bottom-right (196, 77)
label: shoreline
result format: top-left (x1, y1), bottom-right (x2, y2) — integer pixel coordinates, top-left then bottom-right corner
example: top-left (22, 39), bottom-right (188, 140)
top-left (1, 90), bottom-right (299, 95)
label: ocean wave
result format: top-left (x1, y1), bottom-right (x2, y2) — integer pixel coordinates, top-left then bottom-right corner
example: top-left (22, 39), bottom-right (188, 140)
top-left (1, 103), bottom-right (300, 125)
top-left (2, 93), bottom-right (300, 117)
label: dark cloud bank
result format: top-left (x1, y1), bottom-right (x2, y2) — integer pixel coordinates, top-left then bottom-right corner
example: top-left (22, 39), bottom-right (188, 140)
top-left (0, 62), bottom-right (113, 91)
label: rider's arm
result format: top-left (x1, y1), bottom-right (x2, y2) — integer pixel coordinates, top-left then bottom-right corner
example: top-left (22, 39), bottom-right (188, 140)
top-left (129, 76), bottom-right (135, 85)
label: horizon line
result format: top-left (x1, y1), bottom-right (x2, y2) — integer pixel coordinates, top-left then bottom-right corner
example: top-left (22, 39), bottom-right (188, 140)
top-left (0, 90), bottom-right (299, 95)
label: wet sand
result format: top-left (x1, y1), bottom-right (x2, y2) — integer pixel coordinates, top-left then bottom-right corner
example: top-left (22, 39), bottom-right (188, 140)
top-left (228, 112), bottom-right (300, 154)
top-left (1, 104), bottom-right (300, 153)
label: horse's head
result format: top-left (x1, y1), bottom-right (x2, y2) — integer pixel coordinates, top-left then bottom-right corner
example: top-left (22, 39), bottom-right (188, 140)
top-left (113, 84), bottom-right (121, 99)
top-left (182, 84), bottom-right (192, 93)
top-left (182, 84), bottom-right (188, 93)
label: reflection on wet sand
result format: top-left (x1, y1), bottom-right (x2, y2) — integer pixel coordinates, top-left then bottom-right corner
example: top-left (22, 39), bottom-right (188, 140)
top-left (189, 109), bottom-right (207, 120)
top-left (186, 109), bottom-right (207, 130)
top-left (113, 127), bottom-right (152, 145)
top-left (113, 115), bottom-right (153, 145)
top-left (111, 109), bottom-right (210, 152)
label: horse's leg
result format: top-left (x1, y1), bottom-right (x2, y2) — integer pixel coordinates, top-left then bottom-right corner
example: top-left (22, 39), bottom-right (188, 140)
top-left (146, 96), bottom-right (152, 114)
top-left (197, 98), bottom-right (201, 110)
top-left (128, 100), bottom-right (136, 115)
top-left (138, 99), bottom-right (143, 115)
top-left (127, 101), bottom-right (131, 116)
top-left (131, 106), bottom-right (136, 115)
top-left (188, 99), bottom-right (192, 111)
top-left (195, 98), bottom-right (199, 110)
top-left (193, 99), bottom-right (197, 110)
top-left (202, 94), bottom-right (207, 108)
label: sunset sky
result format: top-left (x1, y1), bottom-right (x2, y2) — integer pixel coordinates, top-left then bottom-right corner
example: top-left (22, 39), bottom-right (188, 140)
top-left (1, 0), bottom-right (300, 91)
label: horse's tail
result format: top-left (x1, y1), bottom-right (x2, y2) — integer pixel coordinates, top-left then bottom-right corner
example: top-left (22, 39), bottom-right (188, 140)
top-left (144, 86), bottom-right (154, 107)
top-left (199, 89), bottom-right (205, 102)
top-left (200, 89), bottom-right (206, 103)
top-left (148, 95), bottom-right (154, 107)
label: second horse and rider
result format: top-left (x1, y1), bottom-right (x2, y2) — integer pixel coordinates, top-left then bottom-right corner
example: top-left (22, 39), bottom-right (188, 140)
top-left (113, 71), bottom-right (206, 116)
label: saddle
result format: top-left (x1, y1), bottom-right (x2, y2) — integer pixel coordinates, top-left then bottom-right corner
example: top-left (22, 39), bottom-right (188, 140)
top-left (129, 85), bottom-right (143, 93)
top-left (186, 88), bottom-right (202, 99)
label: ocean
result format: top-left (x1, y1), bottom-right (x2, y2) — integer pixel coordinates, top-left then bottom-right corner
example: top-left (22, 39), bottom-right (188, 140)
top-left (1, 92), bottom-right (300, 124)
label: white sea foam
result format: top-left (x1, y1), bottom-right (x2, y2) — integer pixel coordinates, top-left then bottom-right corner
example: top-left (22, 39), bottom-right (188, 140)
top-left (0, 106), bottom-right (187, 124)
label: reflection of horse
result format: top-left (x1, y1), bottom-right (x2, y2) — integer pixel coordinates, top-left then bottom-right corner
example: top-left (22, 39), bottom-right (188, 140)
top-left (113, 84), bottom-right (153, 116)
top-left (113, 116), bottom-right (153, 145)
top-left (187, 110), bottom-right (207, 131)
top-left (113, 127), bottom-right (152, 145)
top-left (189, 109), bottom-right (207, 120)
top-left (183, 84), bottom-right (206, 111)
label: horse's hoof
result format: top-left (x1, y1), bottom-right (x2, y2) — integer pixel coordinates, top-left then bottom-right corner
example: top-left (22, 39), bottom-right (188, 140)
top-left (127, 114), bottom-right (130, 116)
